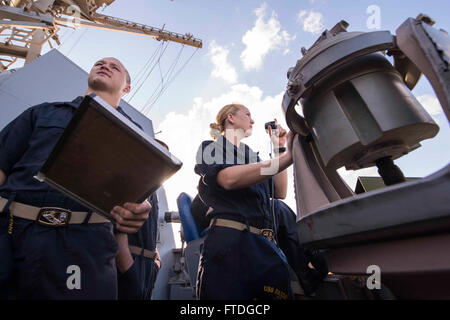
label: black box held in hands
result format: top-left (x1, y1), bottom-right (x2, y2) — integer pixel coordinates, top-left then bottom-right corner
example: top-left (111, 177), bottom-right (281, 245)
top-left (35, 94), bottom-right (182, 221)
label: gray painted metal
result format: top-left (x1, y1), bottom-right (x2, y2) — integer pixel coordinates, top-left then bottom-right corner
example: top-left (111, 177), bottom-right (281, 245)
top-left (284, 18), bottom-right (449, 249)
top-left (0, 49), bottom-right (177, 300)
top-left (422, 22), bottom-right (450, 65)
top-left (282, 29), bottom-right (396, 136)
top-left (396, 18), bottom-right (450, 122)
top-left (288, 16), bottom-right (450, 299)
top-left (282, 21), bottom-right (439, 171)
top-left (324, 233), bottom-right (450, 299)
top-left (301, 52), bottom-right (438, 170)
top-left (297, 164), bottom-right (450, 248)
top-left (284, 19), bottom-right (450, 254)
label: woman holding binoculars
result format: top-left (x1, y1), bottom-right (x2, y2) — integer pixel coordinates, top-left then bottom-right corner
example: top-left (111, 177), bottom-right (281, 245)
top-left (194, 103), bottom-right (327, 300)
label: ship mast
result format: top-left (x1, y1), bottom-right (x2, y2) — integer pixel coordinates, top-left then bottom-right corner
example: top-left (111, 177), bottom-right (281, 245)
top-left (0, 0), bottom-right (202, 71)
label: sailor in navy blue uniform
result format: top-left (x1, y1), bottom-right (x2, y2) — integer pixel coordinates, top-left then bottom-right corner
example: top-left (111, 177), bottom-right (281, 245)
top-left (194, 103), bottom-right (298, 300)
top-left (116, 193), bottom-right (161, 299)
top-left (116, 139), bottom-right (173, 300)
top-left (190, 194), bottom-right (328, 296)
top-left (115, 138), bottom-right (171, 300)
top-left (0, 57), bottom-right (152, 299)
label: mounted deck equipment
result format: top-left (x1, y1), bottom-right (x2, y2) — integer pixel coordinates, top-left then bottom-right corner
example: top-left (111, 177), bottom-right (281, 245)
top-left (282, 15), bottom-right (450, 299)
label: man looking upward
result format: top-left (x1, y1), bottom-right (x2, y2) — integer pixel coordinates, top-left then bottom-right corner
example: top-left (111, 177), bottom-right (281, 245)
top-left (0, 57), bottom-right (151, 299)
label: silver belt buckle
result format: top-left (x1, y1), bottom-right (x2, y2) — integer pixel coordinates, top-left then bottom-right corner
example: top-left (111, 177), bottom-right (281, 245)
top-left (260, 229), bottom-right (274, 242)
top-left (36, 207), bottom-right (71, 227)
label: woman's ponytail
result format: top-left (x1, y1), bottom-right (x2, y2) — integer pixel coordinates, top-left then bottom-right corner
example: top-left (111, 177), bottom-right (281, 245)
top-left (210, 103), bottom-right (244, 140)
top-left (209, 122), bottom-right (222, 140)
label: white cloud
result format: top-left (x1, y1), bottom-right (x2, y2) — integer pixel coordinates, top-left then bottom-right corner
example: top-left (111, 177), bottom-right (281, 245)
top-left (298, 10), bottom-right (325, 34)
top-left (416, 94), bottom-right (444, 119)
top-left (208, 40), bottom-right (238, 84)
top-left (240, 3), bottom-right (294, 70)
top-left (156, 83), bottom-right (291, 211)
top-left (156, 84), bottom-right (447, 215)
top-left (337, 167), bottom-right (379, 191)
top-left (155, 82), bottom-right (379, 213)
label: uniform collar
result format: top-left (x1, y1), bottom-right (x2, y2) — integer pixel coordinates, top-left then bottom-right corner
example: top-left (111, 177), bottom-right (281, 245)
top-left (56, 96), bottom-right (120, 111)
top-left (55, 96), bottom-right (143, 130)
top-left (54, 96), bottom-right (84, 109)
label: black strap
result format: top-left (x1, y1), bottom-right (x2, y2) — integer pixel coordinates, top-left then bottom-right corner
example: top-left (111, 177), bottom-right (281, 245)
top-left (82, 211), bottom-right (93, 224)
top-left (270, 180), bottom-right (279, 246)
top-left (1, 192), bottom-right (16, 233)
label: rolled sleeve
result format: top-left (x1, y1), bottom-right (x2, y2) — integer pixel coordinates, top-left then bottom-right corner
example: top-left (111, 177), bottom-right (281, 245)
top-left (0, 108), bottom-right (34, 175)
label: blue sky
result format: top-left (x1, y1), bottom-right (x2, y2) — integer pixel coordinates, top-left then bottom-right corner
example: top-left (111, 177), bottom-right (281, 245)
top-left (39, 0), bottom-right (450, 210)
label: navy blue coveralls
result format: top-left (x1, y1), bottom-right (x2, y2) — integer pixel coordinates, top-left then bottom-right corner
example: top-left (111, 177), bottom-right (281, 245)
top-left (117, 193), bottom-right (160, 300)
top-left (194, 135), bottom-right (293, 300)
top-left (191, 194), bottom-right (328, 297)
top-left (0, 96), bottom-right (142, 299)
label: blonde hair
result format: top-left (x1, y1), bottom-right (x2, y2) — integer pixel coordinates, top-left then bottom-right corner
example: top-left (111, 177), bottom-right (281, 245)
top-left (210, 103), bottom-right (245, 139)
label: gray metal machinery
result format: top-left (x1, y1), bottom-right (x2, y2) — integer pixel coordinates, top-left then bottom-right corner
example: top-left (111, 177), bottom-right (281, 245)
top-left (283, 15), bottom-right (449, 299)
top-left (0, 0), bottom-right (202, 71)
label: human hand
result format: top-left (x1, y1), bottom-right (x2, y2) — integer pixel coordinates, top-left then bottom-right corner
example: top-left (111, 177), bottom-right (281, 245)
top-left (267, 119), bottom-right (287, 148)
top-left (154, 248), bottom-right (162, 269)
top-left (111, 200), bottom-right (151, 234)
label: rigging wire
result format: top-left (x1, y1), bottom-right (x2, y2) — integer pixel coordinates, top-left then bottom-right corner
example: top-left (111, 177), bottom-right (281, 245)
top-left (141, 47), bottom-right (199, 115)
top-left (127, 42), bottom-right (164, 102)
top-left (157, 55), bottom-right (164, 88)
top-left (141, 44), bottom-right (184, 113)
top-left (127, 41), bottom-right (170, 104)
top-left (65, 27), bottom-right (89, 56)
top-left (57, 28), bottom-right (76, 49)
top-left (132, 41), bottom-right (163, 88)
top-left (56, 28), bottom-right (69, 46)
top-left (158, 44), bottom-right (185, 96)
top-left (153, 45), bottom-right (185, 100)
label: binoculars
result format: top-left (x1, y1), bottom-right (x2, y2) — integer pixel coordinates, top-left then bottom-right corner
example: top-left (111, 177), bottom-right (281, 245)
top-left (264, 121), bottom-right (278, 131)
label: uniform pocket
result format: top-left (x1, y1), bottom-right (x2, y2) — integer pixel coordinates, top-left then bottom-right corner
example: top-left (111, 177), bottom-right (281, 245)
top-left (35, 117), bottom-right (68, 129)
top-left (28, 117), bottom-right (69, 161)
